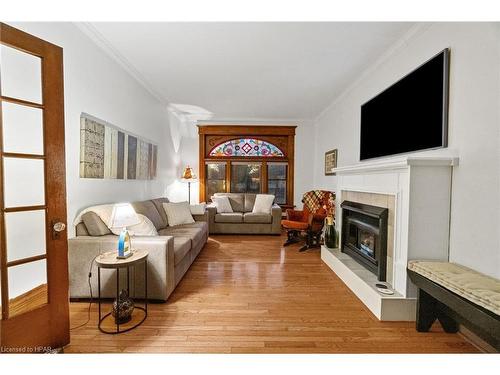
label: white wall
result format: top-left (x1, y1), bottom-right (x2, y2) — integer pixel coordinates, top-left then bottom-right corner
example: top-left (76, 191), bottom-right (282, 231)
top-left (313, 23), bottom-right (500, 278)
top-left (10, 22), bottom-right (179, 238)
top-left (178, 121), bottom-right (316, 208)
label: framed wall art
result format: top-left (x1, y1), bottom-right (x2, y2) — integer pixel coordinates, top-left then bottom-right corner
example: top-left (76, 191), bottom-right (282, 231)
top-left (324, 149), bottom-right (338, 176)
top-left (79, 113), bottom-right (158, 180)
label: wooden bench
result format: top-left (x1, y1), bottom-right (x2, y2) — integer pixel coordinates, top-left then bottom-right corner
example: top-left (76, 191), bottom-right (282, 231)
top-left (407, 260), bottom-right (500, 351)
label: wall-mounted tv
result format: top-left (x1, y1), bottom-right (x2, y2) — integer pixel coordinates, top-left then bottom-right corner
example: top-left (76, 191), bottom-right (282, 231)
top-left (360, 49), bottom-right (450, 161)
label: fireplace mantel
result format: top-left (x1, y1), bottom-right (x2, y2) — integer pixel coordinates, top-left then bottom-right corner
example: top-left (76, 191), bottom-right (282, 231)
top-left (322, 154), bottom-right (459, 321)
top-left (331, 155), bottom-right (459, 175)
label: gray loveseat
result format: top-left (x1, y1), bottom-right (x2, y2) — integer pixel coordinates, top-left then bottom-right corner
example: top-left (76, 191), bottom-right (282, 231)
top-left (68, 197), bottom-right (208, 301)
top-left (207, 193), bottom-right (282, 234)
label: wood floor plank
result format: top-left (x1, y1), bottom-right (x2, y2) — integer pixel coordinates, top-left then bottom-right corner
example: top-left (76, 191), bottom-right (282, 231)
top-left (65, 233), bottom-right (478, 353)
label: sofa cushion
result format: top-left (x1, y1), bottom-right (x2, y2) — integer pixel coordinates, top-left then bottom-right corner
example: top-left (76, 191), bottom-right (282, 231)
top-left (151, 197), bottom-right (170, 228)
top-left (243, 212), bottom-right (272, 224)
top-left (244, 194), bottom-right (256, 212)
top-left (173, 228), bottom-right (205, 248)
top-left (214, 193), bottom-right (245, 212)
top-left (252, 194), bottom-right (275, 214)
top-left (215, 213), bottom-right (243, 223)
top-left (175, 221), bottom-right (209, 232)
top-left (81, 211), bottom-right (111, 236)
top-left (173, 237), bottom-right (191, 266)
top-left (131, 200), bottom-right (164, 230)
top-left (212, 196), bottom-right (233, 213)
top-left (281, 219), bottom-right (309, 230)
top-left (190, 203), bottom-right (206, 215)
top-left (163, 202), bottom-right (195, 226)
top-left (159, 225), bottom-right (206, 249)
top-left (76, 222), bottom-right (90, 236)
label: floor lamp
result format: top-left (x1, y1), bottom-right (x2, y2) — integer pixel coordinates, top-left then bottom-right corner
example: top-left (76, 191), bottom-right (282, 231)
top-left (181, 166), bottom-right (197, 204)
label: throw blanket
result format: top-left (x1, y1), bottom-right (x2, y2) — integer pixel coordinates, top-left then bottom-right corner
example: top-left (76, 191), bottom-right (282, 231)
top-left (74, 204), bottom-right (157, 236)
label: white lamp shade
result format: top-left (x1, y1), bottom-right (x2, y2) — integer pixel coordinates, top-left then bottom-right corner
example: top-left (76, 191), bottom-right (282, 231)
top-left (110, 203), bottom-right (141, 229)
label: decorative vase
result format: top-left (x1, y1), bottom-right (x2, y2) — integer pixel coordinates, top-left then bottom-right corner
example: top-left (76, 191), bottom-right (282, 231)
top-left (112, 289), bottom-right (134, 324)
top-left (324, 217), bottom-right (336, 249)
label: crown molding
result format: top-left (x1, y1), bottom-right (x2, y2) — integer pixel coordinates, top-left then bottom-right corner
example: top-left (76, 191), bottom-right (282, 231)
top-left (74, 22), bottom-right (168, 105)
top-left (198, 117), bottom-right (310, 125)
top-left (313, 22), bottom-right (434, 124)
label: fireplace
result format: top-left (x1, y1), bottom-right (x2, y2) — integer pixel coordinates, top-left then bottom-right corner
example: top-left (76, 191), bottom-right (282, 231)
top-left (341, 201), bottom-right (388, 281)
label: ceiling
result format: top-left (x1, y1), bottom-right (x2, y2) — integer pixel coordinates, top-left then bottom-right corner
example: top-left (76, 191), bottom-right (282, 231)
top-left (84, 22), bottom-right (415, 121)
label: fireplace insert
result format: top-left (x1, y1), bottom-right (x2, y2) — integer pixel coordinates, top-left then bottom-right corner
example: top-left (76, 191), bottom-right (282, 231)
top-left (341, 201), bottom-right (388, 281)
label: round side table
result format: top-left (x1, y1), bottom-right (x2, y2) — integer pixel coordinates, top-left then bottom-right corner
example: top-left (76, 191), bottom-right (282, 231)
top-left (95, 249), bottom-right (148, 334)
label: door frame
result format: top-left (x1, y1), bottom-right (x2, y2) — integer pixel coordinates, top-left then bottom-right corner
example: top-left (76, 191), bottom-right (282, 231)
top-left (0, 22), bottom-right (69, 351)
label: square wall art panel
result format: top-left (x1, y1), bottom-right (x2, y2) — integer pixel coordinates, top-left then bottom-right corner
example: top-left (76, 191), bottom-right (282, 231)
top-left (79, 113), bottom-right (157, 180)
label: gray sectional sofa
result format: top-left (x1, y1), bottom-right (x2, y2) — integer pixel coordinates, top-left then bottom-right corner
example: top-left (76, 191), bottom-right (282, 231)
top-left (207, 193), bottom-right (282, 234)
top-left (68, 197), bottom-right (208, 301)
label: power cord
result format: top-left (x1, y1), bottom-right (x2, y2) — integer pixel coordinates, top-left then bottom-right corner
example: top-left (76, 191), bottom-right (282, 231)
top-left (70, 253), bottom-right (99, 331)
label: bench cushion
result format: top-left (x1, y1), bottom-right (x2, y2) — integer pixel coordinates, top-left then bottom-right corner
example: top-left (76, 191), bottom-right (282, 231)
top-left (408, 260), bottom-right (500, 316)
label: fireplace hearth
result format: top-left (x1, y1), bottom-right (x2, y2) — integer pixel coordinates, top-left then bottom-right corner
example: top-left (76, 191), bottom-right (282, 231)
top-left (341, 201), bottom-right (388, 281)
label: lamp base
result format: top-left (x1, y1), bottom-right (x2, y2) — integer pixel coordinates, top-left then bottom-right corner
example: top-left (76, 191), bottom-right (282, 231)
top-left (116, 252), bottom-right (133, 260)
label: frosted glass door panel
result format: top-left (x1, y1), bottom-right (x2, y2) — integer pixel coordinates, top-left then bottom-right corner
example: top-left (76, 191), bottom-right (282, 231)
top-left (1, 101), bottom-right (44, 154)
top-left (3, 157), bottom-right (45, 207)
top-left (0, 45), bottom-right (42, 104)
top-left (8, 259), bottom-right (48, 317)
top-left (5, 210), bottom-right (46, 262)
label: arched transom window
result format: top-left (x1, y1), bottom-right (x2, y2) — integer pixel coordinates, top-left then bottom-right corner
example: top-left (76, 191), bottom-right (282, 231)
top-left (209, 138), bottom-right (284, 157)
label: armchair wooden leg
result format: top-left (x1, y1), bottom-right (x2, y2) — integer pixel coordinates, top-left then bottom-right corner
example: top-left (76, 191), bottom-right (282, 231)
top-left (283, 230), bottom-right (300, 247)
top-left (299, 230), bottom-right (318, 252)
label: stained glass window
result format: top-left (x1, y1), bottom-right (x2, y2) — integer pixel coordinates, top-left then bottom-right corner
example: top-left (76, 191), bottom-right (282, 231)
top-left (209, 138), bottom-right (284, 157)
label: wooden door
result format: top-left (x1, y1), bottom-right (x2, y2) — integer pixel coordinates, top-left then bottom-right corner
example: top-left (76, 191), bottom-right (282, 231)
top-left (0, 23), bottom-right (69, 352)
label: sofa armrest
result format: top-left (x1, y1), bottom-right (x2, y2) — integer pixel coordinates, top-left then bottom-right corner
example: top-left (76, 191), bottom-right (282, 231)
top-left (193, 210), bottom-right (208, 223)
top-left (271, 204), bottom-right (282, 234)
top-left (68, 235), bottom-right (175, 301)
top-left (206, 204), bottom-right (217, 233)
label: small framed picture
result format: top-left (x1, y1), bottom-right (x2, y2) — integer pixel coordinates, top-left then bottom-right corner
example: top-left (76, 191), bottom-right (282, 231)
top-left (325, 149), bottom-right (338, 176)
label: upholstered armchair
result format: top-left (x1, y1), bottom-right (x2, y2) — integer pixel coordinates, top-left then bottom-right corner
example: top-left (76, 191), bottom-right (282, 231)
top-left (281, 190), bottom-right (335, 252)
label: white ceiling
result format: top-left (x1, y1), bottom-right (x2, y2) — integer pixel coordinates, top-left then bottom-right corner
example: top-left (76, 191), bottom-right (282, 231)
top-left (84, 22), bottom-right (415, 120)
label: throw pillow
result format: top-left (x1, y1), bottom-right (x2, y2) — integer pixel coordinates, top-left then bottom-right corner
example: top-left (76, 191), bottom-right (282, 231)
top-left (212, 196), bottom-right (233, 213)
top-left (109, 214), bottom-right (158, 236)
top-left (163, 202), bottom-right (195, 226)
top-left (81, 211), bottom-right (112, 236)
top-left (190, 203), bottom-right (206, 215)
top-left (131, 200), bottom-right (164, 230)
top-left (151, 197), bottom-right (170, 227)
top-left (252, 194), bottom-right (275, 214)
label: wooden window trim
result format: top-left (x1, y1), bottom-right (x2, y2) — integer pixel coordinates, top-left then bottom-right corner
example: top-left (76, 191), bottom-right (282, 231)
top-left (198, 125), bottom-right (296, 205)
top-left (267, 162), bottom-right (288, 205)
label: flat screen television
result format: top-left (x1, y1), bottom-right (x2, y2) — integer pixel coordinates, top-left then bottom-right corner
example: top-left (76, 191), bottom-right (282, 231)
top-left (360, 49), bottom-right (450, 161)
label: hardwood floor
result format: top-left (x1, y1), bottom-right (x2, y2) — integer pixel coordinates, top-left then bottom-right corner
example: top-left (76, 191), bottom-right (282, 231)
top-left (65, 233), bottom-right (478, 353)
top-left (1, 283), bottom-right (48, 319)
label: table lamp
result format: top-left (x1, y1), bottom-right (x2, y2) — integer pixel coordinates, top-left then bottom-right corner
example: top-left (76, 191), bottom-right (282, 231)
top-left (110, 203), bottom-right (141, 259)
top-left (181, 166), bottom-right (197, 204)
